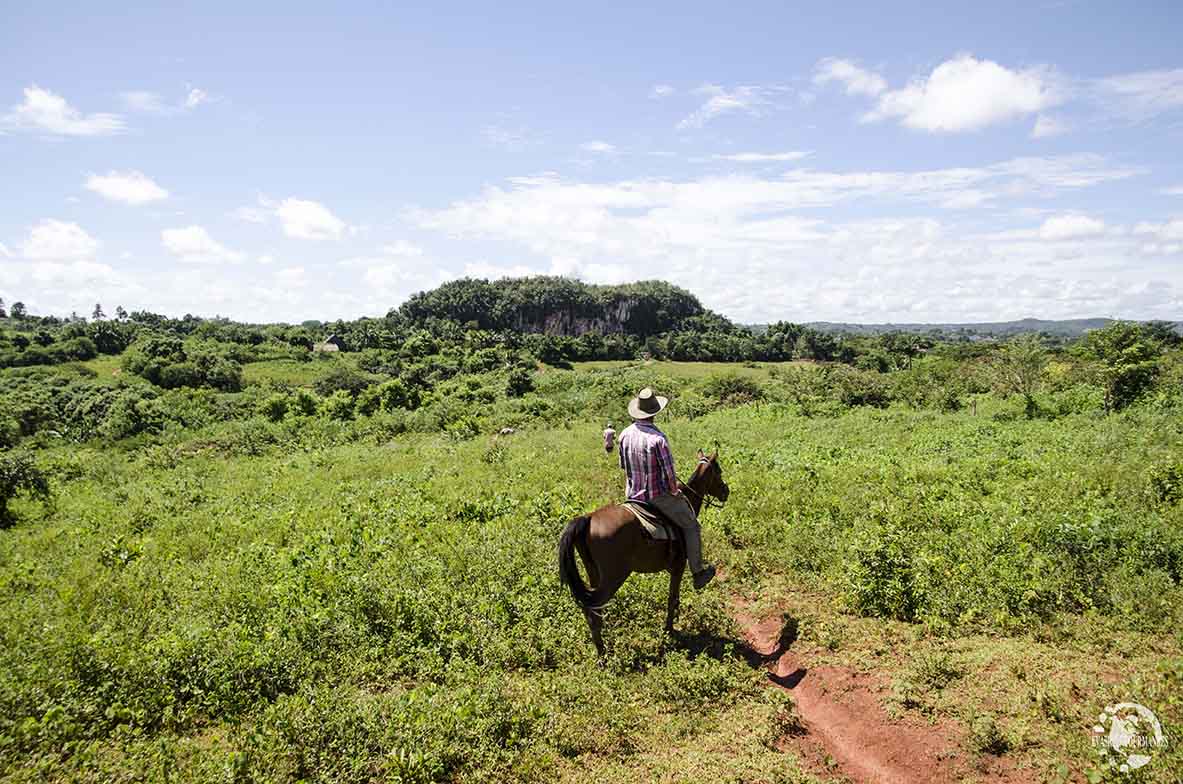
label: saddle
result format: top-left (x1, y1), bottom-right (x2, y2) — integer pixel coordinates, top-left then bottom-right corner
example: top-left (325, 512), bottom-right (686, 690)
top-left (620, 501), bottom-right (678, 541)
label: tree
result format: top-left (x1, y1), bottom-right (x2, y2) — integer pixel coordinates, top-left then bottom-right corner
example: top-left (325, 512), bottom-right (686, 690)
top-left (0, 453), bottom-right (51, 529)
top-left (115, 305), bottom-right (128, 321)
top-left (1076, 322), bottom-right (1163, 412)
top-left (0, 298), bottom-right (6, 318)
top-left (994, 335), bottom-right (1048, 417)
top-left (92, 303), bottom-right (105, 321)
top-left (10, 301), bottom-right (27, 320)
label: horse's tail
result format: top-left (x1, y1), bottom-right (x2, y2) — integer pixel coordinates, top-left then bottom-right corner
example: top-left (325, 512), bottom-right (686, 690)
top-left (558, 515), bottom-right (596, 608)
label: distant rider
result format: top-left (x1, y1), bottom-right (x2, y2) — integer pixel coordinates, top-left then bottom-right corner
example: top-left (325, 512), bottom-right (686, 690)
top-left (617, 388), bottom-right (716, 589)
top-left (603, 422), bottom-right (616, 453)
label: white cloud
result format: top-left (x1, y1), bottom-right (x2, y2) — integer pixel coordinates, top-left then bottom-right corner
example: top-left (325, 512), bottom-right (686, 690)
top-left (1162, 186), bottom-right (1183, 196)
top-left (713, 151), bottom-right (812, 163)
top-left (122, 86), bottom-right (213, 115)
top-left (184, 88), bottom-right (209, 109)
top-left (407, 155), bottom-right (1173, 322)
top-left (1134, 219), bottom-right (1183, 242)
top-left (0, 242), bottom-right (11, 258)
top-left (1039, 214), bottom-right (1106, 240)
top-left (864, 55), bottom-right (1060, 132)
top-left (381, 240), bottom-right (424, 257)
top-left (161, 225), bottom-right (244, 263)
top-left (85, 170), bottom-right (169, 205)
top-left (2, 86), bottom-right (124, 136)
top-left (1095, 68), bottom-right (1183, 121)
top-left (678, 85), bottom-right (771, 129)
top-left (813, 58), bottom-right (887, 97)
top-left (275, 266), bottom-right (307, 287)
top-left (20, 220), bottom-right (100, 260)
top-left (580, 140), bottom-right (617, 154)
top-left (257, 254), bottom-right (275, 265)
top-left (1031, 114), bottom-right (1068, 138)
top-left (650, 84), bottom-right (675, 98)
top-left (275, 198), bottom-right (346, 240)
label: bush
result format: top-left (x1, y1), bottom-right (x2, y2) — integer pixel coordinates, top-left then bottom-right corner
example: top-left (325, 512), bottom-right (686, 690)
top-left (701, 373), bottom-right (764, 407)
top-left (313, 367), bottom-right (372, 398)
top-left (319, 390), bottom-right (356, 421)
top-left (0, 452), bottom-right (52, 528)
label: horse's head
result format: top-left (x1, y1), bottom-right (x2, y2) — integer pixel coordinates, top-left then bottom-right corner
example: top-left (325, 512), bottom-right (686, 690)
top-left (695, 446), bottom-right (730, 504)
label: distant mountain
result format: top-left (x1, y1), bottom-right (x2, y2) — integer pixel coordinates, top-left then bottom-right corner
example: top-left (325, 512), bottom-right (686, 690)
top-left (798, 317), bottom-right (1182, 338)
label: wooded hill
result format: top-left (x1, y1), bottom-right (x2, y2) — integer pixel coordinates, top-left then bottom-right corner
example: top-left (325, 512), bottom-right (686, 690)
top-left (393, 277), bottom-right (729, 337)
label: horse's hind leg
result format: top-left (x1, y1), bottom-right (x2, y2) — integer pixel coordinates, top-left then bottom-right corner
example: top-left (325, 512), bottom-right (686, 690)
top-left (582, 567), bottom-right (630, 659)
top-left (665, 556), bottom-right (685, 633)
top-left (583, 607), bottom-right (605, 658)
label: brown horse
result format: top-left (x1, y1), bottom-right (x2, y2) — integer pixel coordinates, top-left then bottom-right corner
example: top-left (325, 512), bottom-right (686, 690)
top-left (557, 450), bottom-right (730, 656)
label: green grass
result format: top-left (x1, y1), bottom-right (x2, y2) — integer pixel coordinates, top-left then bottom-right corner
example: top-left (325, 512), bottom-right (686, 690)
top-left (242, 356), bottom-right (348, 388)
top-left (1, 377), bottom-right (1181, 781)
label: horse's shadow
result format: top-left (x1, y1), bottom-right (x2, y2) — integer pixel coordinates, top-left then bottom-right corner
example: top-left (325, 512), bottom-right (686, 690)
top-left (668, 613), bottom-right (805, 688)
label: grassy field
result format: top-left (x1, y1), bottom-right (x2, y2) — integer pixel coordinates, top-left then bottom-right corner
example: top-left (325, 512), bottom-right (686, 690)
top-left (1, 359), bottom-right (1181, 782)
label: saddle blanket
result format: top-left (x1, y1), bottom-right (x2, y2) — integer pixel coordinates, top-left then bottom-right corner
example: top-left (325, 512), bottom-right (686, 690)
top-left (620, 501), bottom-right (675, 541)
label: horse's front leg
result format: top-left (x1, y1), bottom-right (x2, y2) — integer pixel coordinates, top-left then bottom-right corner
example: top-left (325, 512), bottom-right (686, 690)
top-left (665, 556), bottom-right (685, 633)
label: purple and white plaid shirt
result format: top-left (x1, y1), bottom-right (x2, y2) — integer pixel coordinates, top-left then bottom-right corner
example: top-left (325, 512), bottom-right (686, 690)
top-left (618, 420), bottom-right (678, 502)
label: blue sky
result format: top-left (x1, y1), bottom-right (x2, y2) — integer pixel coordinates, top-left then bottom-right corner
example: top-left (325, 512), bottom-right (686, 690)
top-left (3, 1), bottom-right (1182, 323)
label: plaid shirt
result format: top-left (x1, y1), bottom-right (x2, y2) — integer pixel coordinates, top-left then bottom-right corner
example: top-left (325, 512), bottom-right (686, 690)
top-left (618, 420), bottom-right (678, 502)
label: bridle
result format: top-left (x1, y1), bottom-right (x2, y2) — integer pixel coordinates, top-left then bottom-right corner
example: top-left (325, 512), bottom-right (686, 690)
top-left (681, 457), bottom-right (727, 510)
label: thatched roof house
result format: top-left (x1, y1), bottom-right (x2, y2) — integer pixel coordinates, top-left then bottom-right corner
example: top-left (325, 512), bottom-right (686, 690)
top-left (313, 334), bottom-right (345, 352)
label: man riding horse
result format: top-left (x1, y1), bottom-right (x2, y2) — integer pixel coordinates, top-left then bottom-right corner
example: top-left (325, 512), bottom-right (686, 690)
top-left (558, 387), bottom-right (728, 655)
top-left (618, 388), bottom-right (716, 590)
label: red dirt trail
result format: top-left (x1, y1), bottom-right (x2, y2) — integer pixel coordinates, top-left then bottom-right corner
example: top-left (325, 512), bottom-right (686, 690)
top-left (732, 606), bottom-right (1025, 784)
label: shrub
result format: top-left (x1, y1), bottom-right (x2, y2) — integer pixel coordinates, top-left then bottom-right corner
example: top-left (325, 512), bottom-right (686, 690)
top-left (356, 378), bottom-right (418, 416)
top-left (505, 366), bottom-right (534, 398)
top-left (319, 389), bottom-right (356, 421)
top-left (0, 452), bottom-right (52, 528)
top-left (313, 367), bottom-right (372, 398)
top-left (701, 373), bottom-right (764, 407)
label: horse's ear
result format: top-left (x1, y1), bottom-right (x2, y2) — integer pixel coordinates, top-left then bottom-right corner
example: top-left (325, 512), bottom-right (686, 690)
top-left (712, 440), bottom-right (719, 460)
top-left (697, 448), bottom-right (705, 459)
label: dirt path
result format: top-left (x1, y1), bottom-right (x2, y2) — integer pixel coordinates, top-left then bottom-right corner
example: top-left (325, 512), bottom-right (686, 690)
top-left (731, 604), bottom-right (1023, 784)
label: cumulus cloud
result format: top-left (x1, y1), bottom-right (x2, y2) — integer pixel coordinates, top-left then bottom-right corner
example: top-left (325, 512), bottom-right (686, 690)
top-left (712, 151), bottom-right (812, 163)
top-left (275, 198), bottom-right (346, 240)
top-left (407, 156), bottom-right (1173, 322)
top-left (813, 58), bottom-right (887, 97)
top-left (1039, 214), bottom-right (1106, 240)
top-left (85, 170), bottom-right (169, 205)
top-left (2, 86), bottom-right (124, 136)
top-left (864, 55), bottom-right (1060, 132)
top-left (161, 225), bottom-right (244, 263)
top-left (650, 84), bottom-right (675, 98)
top-left (677, 85), bottom-right (771, 129)
top-left (20, 219), bottom-right (100, 260)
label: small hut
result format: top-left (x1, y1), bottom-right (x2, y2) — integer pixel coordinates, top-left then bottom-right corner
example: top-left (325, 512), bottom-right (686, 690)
top-left (313, 334), bottom-right (345, 353)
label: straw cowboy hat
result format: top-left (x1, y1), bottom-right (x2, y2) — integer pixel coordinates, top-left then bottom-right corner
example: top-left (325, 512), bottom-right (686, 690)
top-left (628, 387), bottom-right (669, 419)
